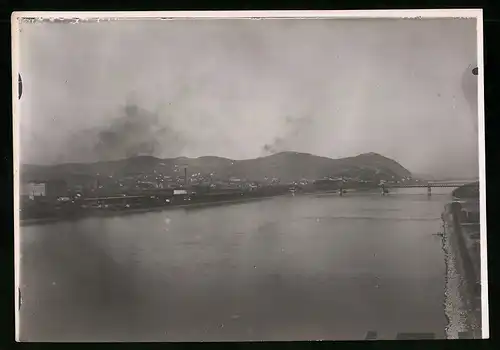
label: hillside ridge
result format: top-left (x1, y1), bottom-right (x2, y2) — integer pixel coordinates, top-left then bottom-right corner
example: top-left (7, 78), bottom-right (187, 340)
top-left (21, 152), bottom-right (413, 184)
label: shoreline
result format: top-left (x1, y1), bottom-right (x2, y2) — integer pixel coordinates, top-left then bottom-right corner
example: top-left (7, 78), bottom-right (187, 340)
top-left (19, 193), bottom-right (293, 226)
top-left (19, 188), bottom-right (367, 226)
top-left (18, 189), bottom-right (374, 226)
top-left (18, 188), bottom-right (454, 227)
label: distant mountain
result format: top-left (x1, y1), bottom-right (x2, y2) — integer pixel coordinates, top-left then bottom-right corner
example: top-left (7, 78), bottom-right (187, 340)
top-left (21, 152), bottom-right (412, 185)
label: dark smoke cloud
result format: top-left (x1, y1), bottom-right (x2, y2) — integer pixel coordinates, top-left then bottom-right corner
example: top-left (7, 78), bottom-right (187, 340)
top-left (60, 103), bottom-right (185, 163)
top-left (262, 138), bottom-right (284, 155)
top-left (262, 115), bottom-right (313, 155)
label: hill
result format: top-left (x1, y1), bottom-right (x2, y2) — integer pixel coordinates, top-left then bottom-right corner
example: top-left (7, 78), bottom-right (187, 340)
top-left (21, 152), bottom-right (412, 185)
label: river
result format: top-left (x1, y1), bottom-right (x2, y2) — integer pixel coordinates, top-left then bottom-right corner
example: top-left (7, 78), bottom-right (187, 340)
top-left (19, 188), bottom-right (456, 341)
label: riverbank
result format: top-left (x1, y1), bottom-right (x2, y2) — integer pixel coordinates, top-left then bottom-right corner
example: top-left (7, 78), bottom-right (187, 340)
top-left (443, 201), bottom-right (482, 338)
top-left (19, 193), bottom-right (292, 226)
top-left (19, 188), bottom-right (375, 226)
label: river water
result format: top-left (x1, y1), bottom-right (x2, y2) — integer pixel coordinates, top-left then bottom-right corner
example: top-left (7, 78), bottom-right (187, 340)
top-left (19, 188), bottom-right (456, 341)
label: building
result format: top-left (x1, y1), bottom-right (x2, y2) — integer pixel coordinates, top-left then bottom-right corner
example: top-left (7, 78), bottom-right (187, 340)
top-left (173, 189), bottom-right (188, 195)
top-left (21, 180), bottom-right (68, 200)
top-left (22, 182), bottom-right (46, 199)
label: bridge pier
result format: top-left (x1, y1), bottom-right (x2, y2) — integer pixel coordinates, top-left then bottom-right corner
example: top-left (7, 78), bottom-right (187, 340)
top-left (427, 185), bottom-right (431, 197)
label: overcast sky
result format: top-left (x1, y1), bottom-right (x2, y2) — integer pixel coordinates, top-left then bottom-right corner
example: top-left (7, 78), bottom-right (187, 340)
top-left (17, 17), bottom-right (479, 177)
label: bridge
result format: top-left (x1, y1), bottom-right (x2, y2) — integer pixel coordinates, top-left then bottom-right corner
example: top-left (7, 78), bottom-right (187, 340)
top-left (383, 183), bottom-right (469, 188)
top-left (379, 182), bottom-right (471, 196)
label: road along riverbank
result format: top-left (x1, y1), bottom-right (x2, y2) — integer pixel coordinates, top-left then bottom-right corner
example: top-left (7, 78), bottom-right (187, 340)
top-left (442, 201), bottom-right (482, 339)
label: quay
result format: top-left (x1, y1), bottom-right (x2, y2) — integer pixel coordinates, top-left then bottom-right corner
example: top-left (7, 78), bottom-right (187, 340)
top-left (444, 199), bottom-right (482, 338)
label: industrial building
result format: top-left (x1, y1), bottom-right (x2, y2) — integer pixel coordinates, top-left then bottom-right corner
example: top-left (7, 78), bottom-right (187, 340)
top-left (21, 180), bottom-right (68, 200)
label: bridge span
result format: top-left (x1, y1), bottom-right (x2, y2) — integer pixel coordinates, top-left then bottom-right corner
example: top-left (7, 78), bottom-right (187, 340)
top-left (383, 183), bottom-right (469, 189)
top-left (380, 182), bottom-right (471, 196)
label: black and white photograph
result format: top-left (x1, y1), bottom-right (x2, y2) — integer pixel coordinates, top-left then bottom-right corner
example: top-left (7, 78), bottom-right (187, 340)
top-left (12, 10), bottom-right (487, 342)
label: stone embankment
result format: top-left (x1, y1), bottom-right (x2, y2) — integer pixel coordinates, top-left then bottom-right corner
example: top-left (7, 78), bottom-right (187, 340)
top-left (443, 199), bottom-right (482, 339)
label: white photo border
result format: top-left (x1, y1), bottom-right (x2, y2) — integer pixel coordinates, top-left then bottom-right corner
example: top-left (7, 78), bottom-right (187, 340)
top-left (11, 9), bottom-right (487, 340)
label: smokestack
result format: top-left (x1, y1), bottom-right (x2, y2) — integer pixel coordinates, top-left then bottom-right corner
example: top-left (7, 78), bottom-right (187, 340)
top-left (184, 167), bottom-right (188, 187)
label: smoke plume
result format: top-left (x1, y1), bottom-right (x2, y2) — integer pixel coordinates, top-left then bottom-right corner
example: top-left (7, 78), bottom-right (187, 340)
top-left (61, 102), bottom-right (185, 163)
top-left (261, 115), bottom-right (313, 156)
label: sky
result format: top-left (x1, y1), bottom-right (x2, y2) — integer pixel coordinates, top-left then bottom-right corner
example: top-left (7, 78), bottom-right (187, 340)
top-left (17, 17), bottom-right (480, 178)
